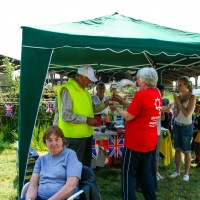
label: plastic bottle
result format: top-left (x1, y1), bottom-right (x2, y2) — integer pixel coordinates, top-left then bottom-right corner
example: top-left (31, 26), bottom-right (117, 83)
top-left (114, 111), bottom-right (123, 125)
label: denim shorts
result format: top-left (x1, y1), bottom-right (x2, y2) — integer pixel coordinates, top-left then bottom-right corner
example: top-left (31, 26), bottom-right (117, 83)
top-left (173, 122), bottom-right (193, 153)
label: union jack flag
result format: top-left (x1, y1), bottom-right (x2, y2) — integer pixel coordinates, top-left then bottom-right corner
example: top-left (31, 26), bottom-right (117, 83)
top-left (46, 101), bottom-right (54, 113)
top-left (92, 138), bottom-right (97, 159)
top-left (5, 104), bottom-right (12, 117)
top-left (108, 134), bottom-right (124, 157)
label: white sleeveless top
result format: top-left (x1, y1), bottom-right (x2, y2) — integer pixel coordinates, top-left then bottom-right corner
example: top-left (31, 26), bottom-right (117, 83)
top-left (91, 94), bottom-right (109, 115)
top-left (175, 98), bottom-right (194, 125)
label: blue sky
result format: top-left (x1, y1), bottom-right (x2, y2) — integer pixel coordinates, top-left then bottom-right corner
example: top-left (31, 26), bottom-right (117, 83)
top-left (0, 0), bottom-right (200, 59)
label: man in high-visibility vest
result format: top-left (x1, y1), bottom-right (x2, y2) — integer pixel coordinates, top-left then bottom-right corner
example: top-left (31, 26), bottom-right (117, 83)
top-left (58, 65), bottom-right (111, 167)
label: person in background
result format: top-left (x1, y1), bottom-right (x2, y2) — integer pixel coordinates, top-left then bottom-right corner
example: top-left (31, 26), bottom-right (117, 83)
top-left (157, 85), bottom-right (171, 131)
top-left (92, 82), bottom-right (110, 152)
top-left (191, 111), bottom-right (197, 151)
top-left (110, 67), bottom-right (161, 200)
top-left (191, 101), bottom-right (200, 167)
top-left (156, 92), bottom-right (173, 181)
top-left (53, 96), bottom-right (59, 125)
top-left (22, 125), bottom-right (82, 200)
top-left (92, 82), bottom-right (110, 125)
top-left (57, 65), bottom-right (111, 167)
top-left (155, 112), bottom-right (165, 181)
top-left (53, 86), bottom-right (60, 125)
top-left (170, 76), bottom-right (196, 181)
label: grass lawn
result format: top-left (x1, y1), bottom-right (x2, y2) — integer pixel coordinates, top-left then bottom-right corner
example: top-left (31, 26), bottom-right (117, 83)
top-left (95, 158), bottom-right (200, 200)
top-left (1, 145), bottom-right (200, 200)
top-left (0, 147), bottom-right (18, 200)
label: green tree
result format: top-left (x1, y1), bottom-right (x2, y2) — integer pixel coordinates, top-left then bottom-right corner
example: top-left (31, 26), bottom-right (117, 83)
top-left (2, 56), bottom-right (19, 97)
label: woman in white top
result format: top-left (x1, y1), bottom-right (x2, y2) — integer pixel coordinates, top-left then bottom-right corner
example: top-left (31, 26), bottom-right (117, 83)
top-left (170, 76), bottom-right (196, 181)
top-left (91, 82), bottom-right (109, 125)
top-left (91, 82), bottom-right (110, 152)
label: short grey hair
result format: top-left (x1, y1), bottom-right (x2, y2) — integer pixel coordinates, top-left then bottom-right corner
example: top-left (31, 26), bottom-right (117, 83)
top-left (96, 82), bottom-right (105, 90)
top-left (136, 67), bottom-right (158, 87)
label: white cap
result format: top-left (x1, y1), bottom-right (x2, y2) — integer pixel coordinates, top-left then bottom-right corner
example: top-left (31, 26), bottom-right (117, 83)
top-left (78, 65), bottom-right (98, 82)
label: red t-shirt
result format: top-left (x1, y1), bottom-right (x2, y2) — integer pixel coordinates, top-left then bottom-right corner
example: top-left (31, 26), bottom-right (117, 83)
top-left (125, 88), bottom-right (162, 152)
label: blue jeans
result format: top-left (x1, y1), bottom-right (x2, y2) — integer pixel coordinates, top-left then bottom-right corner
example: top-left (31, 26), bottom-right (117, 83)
top-left (121, 147), bottom-right (156, 200)
top-left (173, 123), bottom-right (193, 153)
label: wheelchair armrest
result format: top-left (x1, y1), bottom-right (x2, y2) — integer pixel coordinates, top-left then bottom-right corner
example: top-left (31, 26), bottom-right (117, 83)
top-left (67, 185), bottom-right (90, 200)
top-left (67, 190), bottom-right (84, 200)
top-left (20, 182), bottom-right (30, 198)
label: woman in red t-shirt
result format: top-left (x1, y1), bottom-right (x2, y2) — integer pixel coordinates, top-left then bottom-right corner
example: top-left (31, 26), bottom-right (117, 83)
top-left (110, 67), bottom-right (162, 200)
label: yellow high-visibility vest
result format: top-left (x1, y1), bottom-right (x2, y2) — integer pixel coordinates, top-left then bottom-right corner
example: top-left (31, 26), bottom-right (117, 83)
top-left (58, 78), bottom-right (94, 138)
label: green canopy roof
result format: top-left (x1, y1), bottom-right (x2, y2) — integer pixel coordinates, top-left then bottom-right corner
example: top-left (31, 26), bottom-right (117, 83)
top-left (19, 12), bottom-right (200, 193)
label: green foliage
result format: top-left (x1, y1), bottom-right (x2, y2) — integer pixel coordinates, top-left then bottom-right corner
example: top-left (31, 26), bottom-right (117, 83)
top-left (2, 56), bottom-right (19, 96)
top-left (32, 101), bottom-right (54, 151)
top-left (0, 56), bottom-right (20, 145)
top-left (37, 99), bottom-right (54, 123)
top-left (0, 140), bottom-right (15, 152)
top-left (0, 149), bottom-right (18, 200)
top-left (108, 110), bottom-right (114, 122)
top-left (0, 101), bottom-right (19, 143)
top-left (43, 91), bottom-right (56, 99)
top-left (31, 125), bottom-right (40, 150)
top-left (0, 95), bottom-right (54, 147)
top-left (31, 123), bottom-right (50, 151)
top-left (0, 117), bottom-right (18, 143)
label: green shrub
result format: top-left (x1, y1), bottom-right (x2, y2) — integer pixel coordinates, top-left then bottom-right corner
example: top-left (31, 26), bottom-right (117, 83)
top-left (0, 140), bottom-right (14, 151)
top-left (31, 122), bottom-right (50, 151)
top-left (0, 123), bottom-right (18, 143)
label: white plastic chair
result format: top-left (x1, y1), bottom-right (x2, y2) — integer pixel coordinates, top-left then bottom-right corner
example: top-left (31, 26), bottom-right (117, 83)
top-left (20, 165), bottom-right (102, 200)
top-left (20, 182), bottom-right (90, 200)
top-left (67, 185), bottom-right (90, 200)
top-left (20, 182), bottom-right (30, 199)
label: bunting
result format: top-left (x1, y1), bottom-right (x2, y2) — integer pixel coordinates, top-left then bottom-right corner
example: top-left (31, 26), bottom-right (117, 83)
top-left (92, 138), bottom-right (97, 159)
top-left (108, 134), bottom-right (124, 157)
top-left (46, 101), bottom-right (54, 113)
top-left (5, 104), bottom-right (13, 117)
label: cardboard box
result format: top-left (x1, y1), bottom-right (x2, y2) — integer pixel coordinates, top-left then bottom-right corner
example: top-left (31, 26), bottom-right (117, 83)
top-left (96, 148), bottom-right (107, 167)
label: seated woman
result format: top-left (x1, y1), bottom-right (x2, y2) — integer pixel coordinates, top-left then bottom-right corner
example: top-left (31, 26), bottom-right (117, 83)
top-left (21, 125), bottom-right (82, 200)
